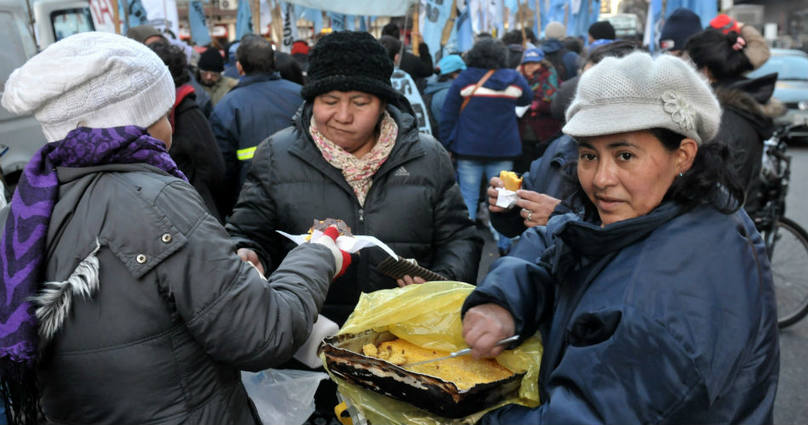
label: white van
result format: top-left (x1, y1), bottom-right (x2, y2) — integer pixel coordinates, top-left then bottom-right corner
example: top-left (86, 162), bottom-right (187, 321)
top-left (0, 0), bottom-right (97, 183)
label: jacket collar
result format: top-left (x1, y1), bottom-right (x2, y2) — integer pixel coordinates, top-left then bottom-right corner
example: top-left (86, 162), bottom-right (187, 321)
top-left (233, 72), bottom-right (281, 90)
top-left (541, 202), bottom-right (684, 275)
top-left (287, 102), bottom-right (426, 204)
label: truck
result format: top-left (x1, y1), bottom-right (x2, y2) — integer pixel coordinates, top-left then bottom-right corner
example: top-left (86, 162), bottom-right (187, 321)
top-left (0, 0), bottom-right (109, 184)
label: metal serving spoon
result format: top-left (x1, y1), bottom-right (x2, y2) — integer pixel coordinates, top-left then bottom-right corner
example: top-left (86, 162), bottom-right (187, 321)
top-left (403, 335), bottom-right (520, 367)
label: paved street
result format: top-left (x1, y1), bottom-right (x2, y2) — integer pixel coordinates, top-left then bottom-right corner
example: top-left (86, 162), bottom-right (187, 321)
top-left (475, 145), bottom-right (808, 424)
top-left (774, 145), bottom-right (808, 425)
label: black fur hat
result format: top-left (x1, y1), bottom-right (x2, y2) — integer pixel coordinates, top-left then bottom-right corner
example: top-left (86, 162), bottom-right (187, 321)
top-left (301, 31), bottom-right (397, 102)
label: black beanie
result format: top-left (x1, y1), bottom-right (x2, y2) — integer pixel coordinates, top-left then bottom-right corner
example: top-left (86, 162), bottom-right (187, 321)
top-left (301, 31), bottom-right (397, 102)
top-left (588, 21), bottom-right (616, 40)
top-left (659, 8), bottom-right (703, 51)
top-left (198, 48), bottom-right (225, 72)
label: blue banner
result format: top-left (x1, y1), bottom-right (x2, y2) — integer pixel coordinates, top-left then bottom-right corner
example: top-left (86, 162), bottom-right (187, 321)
top-left (235, 0), bottom-right (253, 40)
top-left (421, 0), bottom-right (454, 61)
top-left (453, 4), bottom-right (473, 53)
top-left (118, 0), bottom-right (149, 35)
top-left (568, 0), bottom-right (600, 39)
top-left (302, 7), bottom-right (323, 33)
top-left (327, 12), bottom-right (346, 31)
top-left (188, 0), bottom-right (211, 45)
top-left (645, 0), bottom-right (663, 52)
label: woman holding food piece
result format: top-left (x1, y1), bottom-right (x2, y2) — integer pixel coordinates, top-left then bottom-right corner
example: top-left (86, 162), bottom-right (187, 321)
top-left (462, 52), bottom-right (779, 424)
top-left (0, 32), bottom-right (348, 425)
top-left (226, 31), bottom-right (482, 326)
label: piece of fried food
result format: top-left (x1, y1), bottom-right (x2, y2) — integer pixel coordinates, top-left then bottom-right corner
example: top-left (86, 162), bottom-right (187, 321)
top-left (304, 218), bottom-right (352, 241)
top-left (365, 339), bottom-right (514, 390)
top-left (362, 343), bottom-right (378, 357)
top-left (499, 171), bottom-right (523, 191)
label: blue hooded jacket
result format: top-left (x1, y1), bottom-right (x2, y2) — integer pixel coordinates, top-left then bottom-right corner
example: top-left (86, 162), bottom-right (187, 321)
top-left (439, 67), bottom-right (532, 159)
top-left (464, 202), bottom-right (779, 424)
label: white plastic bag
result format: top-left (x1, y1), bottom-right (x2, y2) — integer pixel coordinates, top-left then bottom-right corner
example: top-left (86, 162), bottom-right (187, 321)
top-left (242, 368), bottom-right (329, 425)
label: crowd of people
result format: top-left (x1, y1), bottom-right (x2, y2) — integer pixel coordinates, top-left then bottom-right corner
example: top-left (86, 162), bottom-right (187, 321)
top-left (0, 9), bottom-right (782, 425)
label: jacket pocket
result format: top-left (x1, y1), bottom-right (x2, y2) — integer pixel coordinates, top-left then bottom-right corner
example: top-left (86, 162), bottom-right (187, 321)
top-left (567, 310), bottom-right (622, 347)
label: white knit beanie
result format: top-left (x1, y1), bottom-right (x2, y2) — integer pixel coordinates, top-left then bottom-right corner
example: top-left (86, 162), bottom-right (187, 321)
top-left (545, 22), bottom-right (566, 40)
top-left (563, 51), bottom-right (721, 144)
top-left (1, 32), bottom-right (175, 142)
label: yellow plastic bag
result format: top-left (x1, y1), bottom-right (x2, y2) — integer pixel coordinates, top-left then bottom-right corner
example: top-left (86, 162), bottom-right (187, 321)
top-left (325, 281), bottom-right (542, 425)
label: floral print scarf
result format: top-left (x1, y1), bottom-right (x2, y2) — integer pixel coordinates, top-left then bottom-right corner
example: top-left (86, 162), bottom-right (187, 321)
top-left (310, 111), bottom-right (398, 206)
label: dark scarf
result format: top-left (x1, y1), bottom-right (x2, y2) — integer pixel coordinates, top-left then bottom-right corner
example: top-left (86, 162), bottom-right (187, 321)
top-left (0, 126), bottom-right (186, 424)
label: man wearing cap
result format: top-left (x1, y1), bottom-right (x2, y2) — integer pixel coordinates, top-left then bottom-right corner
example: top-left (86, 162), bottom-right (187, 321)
top-left (423, 54), bottom-right (467, 142)
top-left (197, 47), bottom-right (239, 106)
top-left (209, 36), bottom-right (303, 215)
top-left (658, 8), bottom-right (703, 56)
top-left (290, 40), bottom-right (310, 72)
top-left (127, 25), bottom-right (213, 116)
top-left (126, 24), bottom-right (167, 46)
top-left (587, 20), bottom-right (616, 44)
top-left (709, 14), bottom-right (770, 70)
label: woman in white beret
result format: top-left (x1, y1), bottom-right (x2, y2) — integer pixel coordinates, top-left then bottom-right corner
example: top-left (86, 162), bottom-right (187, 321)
top-left (0, 32), bottom-right (349, 425)
top-left (461, 51), bottom-right (778, 424)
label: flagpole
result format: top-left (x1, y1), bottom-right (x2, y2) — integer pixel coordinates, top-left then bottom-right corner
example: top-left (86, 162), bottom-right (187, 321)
top-left (440, 0), bottom-right (458, 55)
top-left (252, 0), bottom-right (261, 35)
top-left (412, 1), bottom-right (421, 57)
top-left (399, 7), bottom-right (410, 68)
top-left (535, 0), bottom-right (541, 37)
top-left (112, 0), bottom-right (120, 34)
top-left (516, 0), bottom-right (525, 46)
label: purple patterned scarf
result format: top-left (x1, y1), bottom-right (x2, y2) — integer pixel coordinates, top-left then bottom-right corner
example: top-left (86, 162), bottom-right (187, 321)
top-left (0, 126), bottom-right (185, 423)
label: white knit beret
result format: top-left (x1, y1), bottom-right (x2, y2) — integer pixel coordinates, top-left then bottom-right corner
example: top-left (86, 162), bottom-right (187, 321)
top-left (1, 32), bottom-right (175, 142)
top-left (545, 22), bottom-right (566, 40)
top-left (563, 51), bottom-right (721, 144)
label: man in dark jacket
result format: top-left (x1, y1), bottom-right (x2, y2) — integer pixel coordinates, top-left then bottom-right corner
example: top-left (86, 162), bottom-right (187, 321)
top-left (197, 47), bottom-right (239, 107)
top-left (209, 35), bottom-right (304, 215)
top-left (382, 22), bottom-right (434, 92)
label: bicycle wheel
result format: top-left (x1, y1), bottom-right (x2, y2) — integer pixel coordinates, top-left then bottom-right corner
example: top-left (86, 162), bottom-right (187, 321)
top-left (766, 217), bottom-right (808, 329)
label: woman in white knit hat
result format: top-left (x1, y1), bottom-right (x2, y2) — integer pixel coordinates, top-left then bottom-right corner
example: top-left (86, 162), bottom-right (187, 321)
top-left (0, 32), bottom-right (350, 424)
top-left (461, 51), bottom-right (778, 424)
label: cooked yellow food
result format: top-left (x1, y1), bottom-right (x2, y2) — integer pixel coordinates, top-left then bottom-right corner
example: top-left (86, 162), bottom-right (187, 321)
top-left (499, 171), bottom-right (523, 191)
top-left (362, 343), bottom-right (378, 357)
top-left (363, 339), bottom-right (514, 390)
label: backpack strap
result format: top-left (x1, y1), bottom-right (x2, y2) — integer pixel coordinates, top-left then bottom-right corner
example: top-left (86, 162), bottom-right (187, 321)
top-left (169, 84), bottom-right (196, 134)
top-left (460, 69), bottom-right (495, 114)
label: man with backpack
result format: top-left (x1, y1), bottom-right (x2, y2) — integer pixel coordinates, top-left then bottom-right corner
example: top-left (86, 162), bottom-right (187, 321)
top-left (541, 22), bottom-right (580, 81)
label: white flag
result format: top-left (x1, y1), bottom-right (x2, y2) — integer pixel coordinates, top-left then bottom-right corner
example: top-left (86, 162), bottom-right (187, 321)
top-left (140, 0), bottom-right (180, 39)
top-left (281, 1), bottom-right (298, 52)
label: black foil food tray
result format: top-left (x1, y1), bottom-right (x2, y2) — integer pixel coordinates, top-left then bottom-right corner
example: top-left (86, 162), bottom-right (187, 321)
top-left (320, 330), bottom-right (525, 419)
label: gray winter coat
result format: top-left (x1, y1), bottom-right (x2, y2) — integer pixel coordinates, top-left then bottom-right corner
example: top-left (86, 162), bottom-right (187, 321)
top-left (36, 163), bottom-right (335, 424)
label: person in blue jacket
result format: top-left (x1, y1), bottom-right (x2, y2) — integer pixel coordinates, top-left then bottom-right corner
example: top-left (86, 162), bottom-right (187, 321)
top-left (439, 38), bottom-right (532, 228)
top-left (462, 51), bottom-right (779, 424)
top-left (209, 35), bottom-right (304, 215)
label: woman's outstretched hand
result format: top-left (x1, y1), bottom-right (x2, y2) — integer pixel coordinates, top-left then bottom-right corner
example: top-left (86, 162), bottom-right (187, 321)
top-left (462, 303), bottom-right (516, 359)
top-left (237, 248), bottom-right (264, 276)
